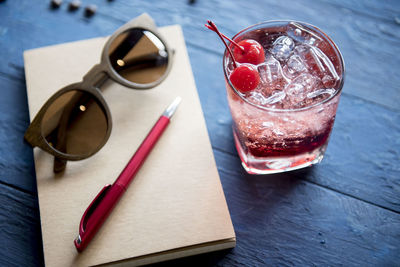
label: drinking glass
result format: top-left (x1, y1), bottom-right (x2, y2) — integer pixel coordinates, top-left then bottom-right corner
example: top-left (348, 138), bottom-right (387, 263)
top-left (223, 21), bottom-right (345, 174)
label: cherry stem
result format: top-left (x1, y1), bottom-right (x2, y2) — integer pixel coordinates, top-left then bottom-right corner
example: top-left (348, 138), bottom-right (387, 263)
top-left (205, 24), bottom-right (245, 52)
top-left (206, 20), bottom-right (238, 68)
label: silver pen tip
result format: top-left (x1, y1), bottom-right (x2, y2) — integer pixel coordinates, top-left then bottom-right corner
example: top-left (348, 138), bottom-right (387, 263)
top-left (163, 97), bottom-right (182, 118)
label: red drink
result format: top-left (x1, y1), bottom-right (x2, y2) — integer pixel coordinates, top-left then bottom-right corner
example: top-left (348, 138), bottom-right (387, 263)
top-left (224, 21), bottom-right (344, 174)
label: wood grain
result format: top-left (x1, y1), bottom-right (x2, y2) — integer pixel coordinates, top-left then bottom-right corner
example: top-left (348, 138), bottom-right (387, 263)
top-left (0, 75), bottom-right (36, 193)
top-left (153, 151), bottom-right (400, 266)
top-left (215, 151), bottom-right (400, 267)
top-left (0, 183), bottom-right (43, 267)
top-left (1, 0), bottom-right (399, 109)
top-left (0, 0), bottom-right (399, 266)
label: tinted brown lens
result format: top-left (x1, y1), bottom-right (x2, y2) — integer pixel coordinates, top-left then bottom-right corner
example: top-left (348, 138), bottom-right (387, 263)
top-left (41, 90), bottom-right (108, 156)
top-left (108, 29), bottom-right (169, 84)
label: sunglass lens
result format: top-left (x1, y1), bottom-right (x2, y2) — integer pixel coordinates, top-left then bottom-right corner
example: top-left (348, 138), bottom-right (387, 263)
top-left (108, 29), bottom-right (169, 84)
top-left (41, 90), bottom-right (108, 157)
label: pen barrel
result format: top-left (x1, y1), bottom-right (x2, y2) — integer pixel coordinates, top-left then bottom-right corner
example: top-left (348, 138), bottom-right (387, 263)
top-left (115, 115), bottom-right (170, 188)
top-left (75, 183), bottom-right (125, 252)
top-left (75, 115), bottom-right (172, 252)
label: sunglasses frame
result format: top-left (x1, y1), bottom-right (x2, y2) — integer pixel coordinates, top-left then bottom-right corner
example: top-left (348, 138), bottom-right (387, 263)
top-left (24, 13), bottom-right (173, 168)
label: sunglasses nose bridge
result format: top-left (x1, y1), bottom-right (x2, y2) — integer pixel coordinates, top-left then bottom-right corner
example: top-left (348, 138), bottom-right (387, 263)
top-left (82, 64), bottom-right (110, 89)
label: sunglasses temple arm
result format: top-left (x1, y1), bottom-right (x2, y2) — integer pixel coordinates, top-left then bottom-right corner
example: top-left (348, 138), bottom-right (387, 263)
top-left (51, 93), bottom-right (76, 173)
top-left (53, 119), bottom-right (68, 173)
top-left (54, 157), bottom-right (67, 173)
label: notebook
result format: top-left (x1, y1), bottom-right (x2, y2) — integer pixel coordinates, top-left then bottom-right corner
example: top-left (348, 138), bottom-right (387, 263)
top-left (24, 24), bottom-right (235, 266)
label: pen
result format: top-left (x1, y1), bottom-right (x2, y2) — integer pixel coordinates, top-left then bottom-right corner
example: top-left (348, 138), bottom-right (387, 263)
top-left (74, 97), bottom-right (182, 252)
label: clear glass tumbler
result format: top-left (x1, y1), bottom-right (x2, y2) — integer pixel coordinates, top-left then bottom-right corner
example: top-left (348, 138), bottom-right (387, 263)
top-left (223, 21), bottom-right (345, 174)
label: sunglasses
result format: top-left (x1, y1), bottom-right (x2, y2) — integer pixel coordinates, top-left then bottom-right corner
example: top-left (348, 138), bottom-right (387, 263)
top-left (24, 13), bottom-right (173, 173)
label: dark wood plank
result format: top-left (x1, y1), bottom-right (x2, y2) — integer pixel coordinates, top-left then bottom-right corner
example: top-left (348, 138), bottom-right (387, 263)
top-left (154, 151), bottom-right (400, 266)
top-left (1, 0), bottom-right (399, 109)
top-left (320, 0), bottom-right (400, 21)
top-left (177, 0), bottom-right (400, 111)
top-left (0, 75), bottom-right (36, 193)
top-left (0, 0), bottom-right (399, 266)
top-left (215, 151), bottom-right (400, 266)
top-left (300, 95), bottom-right (400, 212)
top-left (1, 151), bottom-right (399, 267)
top-left (0, 1), bottom-right (122, 80)
top-left (187, 0), bottom-right (400, 111)
top-left (0, 183), bottom-right (44, 267)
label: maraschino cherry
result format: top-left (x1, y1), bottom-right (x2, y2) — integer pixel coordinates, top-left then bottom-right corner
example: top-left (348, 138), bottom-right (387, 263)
top-left (229, 63), bottom-right (260, 92)
top-left (205, 23), bottom-right (265, 65)
top-left (233, 39), bottom-right (265, 65)
top-left (206, 20), bottom-right (261, 93)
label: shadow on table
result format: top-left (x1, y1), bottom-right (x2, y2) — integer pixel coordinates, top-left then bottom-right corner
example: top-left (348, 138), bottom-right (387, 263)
top-left (235, 165), bottom-right (312, 216)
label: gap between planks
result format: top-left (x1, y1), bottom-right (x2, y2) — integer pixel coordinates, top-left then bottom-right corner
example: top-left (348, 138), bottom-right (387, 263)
top-left (216, 150), bottom-right (400, 215)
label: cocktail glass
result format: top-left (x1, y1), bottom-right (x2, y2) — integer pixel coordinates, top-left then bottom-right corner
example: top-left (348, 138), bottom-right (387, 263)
top-left (223, 21), bottom-right (345, 174)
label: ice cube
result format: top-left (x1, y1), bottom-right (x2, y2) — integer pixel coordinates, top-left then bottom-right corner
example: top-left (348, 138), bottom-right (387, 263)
top-left (246, 88), bottom-right (286, 107)
top-left (284, 73), bottom-right (319, 107)
top-left (247, 90), bottom-right (267, 106)
top-left (301, 88), bottom-right (336, 107)
top-left (257, 63), bottom-right (269, 84)
top-left (322, 75), bottom-right (337, 88)
top-left (306, 37), bottom-right (317, 46)
top-left (294, 45), bottom-right (339, 88)
top-left (264, 90), bottom-right (286, 105)
top-left (258, 55), bottom-right (289, 94)
top-left (287, 22), bottom-right (322, 44)
top-left (287, 54), bottom-right (306, 72)
top-left (270, 36), bottom-right (295, 61)
top-left (306, 88), bottom-right (335, 99)
top-left (282, 54), bottom-right (307, 78)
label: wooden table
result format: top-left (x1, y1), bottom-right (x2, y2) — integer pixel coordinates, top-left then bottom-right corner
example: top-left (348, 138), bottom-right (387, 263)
top-left (1, 0), bottom-right (399, 266)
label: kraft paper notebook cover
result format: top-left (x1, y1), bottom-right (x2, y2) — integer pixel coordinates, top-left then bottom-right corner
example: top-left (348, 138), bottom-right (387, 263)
top-left (24, 24), bottom-right (235, 266)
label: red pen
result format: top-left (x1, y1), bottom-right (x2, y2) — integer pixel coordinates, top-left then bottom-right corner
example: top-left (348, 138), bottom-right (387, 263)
top-left (74, 97), bottom-right (181, 252)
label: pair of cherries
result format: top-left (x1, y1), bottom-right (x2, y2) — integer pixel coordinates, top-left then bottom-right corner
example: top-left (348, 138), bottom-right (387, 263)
top-left (206, 21), bottom-right (264, 93)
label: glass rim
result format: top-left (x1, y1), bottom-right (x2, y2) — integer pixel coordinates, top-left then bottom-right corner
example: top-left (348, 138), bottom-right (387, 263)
top-left (223, 20), bottom-right (346, 113)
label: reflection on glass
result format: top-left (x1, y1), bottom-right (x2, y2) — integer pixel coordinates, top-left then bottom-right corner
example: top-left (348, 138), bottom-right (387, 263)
top-left (108, 29), bottom-right (169, 84)
top-left (41, 90), bottom-right (108, 156)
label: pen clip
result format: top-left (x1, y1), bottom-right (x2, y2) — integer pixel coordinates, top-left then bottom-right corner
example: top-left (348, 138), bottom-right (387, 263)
top-left (78, 184), bottom-right (112, 237)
